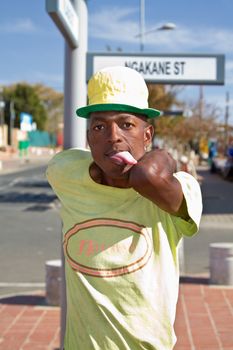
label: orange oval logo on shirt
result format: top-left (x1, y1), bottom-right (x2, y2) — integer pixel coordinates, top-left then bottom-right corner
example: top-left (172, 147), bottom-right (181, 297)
top-left (63, 218), bottom-right (152, 278)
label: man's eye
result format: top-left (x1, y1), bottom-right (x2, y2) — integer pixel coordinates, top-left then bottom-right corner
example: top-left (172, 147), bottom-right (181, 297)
top-left (93, 124), bottom-right (104, 131)
top-left (123, 122), bottom-right (134, 129)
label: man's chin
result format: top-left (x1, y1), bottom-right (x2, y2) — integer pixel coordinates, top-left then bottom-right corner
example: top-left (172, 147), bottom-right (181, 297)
top-left (100, 165), bottom-right (132, 187)
top-left (91, 160), bottom-right (133, 186)
top-left (106, 164), bottom-right (132, 177)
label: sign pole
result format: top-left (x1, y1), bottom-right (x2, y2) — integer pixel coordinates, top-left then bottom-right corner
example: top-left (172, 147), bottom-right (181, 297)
top-left (46, 1), bottom-right (88, 348)
top-left (46, 0), bottom-right (88, 149)
top-left (62, 1), bottom-right (87, 348)
top-left (63, 0), bottom-right (87, 149)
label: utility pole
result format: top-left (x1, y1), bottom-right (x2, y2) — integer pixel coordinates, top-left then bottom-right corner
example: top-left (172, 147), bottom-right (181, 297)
top-left (140, 0), bottom-right (145, 52)
top-left (224, 91), bottom-right (230, 154)
top-left (199, 85), bottom-right (204, 121)
top-left (8, 101), bottom-right (15, 146)
top-left (0, 88), bottom-right (5, 147)
top-left (137, 0), bottom-right (176, 52)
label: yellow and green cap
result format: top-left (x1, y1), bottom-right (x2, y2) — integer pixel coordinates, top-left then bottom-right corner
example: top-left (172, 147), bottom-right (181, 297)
top-left (76, 66), bottom-right (161, 119)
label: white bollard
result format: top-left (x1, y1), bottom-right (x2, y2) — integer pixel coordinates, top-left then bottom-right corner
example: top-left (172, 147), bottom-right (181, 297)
top-left (45, 259), bottom-right (62, 306)
top-left (209, 243), bottom-right (233, 285)
top-left (178, 238), bottom-right (185, 275)
top-left (225, 257), bottom-right (233, 285)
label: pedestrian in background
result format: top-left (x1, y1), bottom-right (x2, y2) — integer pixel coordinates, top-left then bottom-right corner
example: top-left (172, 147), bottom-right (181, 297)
top-left (47, 66), bottom-right (202, 350)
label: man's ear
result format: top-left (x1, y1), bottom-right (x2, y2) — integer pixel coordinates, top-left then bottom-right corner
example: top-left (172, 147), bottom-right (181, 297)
top-left (86, 118), bottom-right (91, 145)
top-left (144, 124), bottom-right (154, 147)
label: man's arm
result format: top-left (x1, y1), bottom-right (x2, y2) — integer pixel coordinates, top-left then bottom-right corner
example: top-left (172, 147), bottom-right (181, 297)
top-left (129, 149), bottom-right (189, 219)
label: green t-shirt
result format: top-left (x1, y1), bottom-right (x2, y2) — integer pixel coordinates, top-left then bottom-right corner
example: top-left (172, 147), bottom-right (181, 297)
top-left (46, 148), bottom-right (202, 350)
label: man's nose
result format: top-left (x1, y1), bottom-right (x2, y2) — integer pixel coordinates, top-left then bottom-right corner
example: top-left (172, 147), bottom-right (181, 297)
top-left (106, 123), bottom-right (122, 143)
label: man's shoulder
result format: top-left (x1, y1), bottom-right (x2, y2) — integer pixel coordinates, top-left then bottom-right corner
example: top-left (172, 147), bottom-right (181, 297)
top-left (48, 148), bottom-right (91, 167)
top-left (173, 170), bottom-right (202, 235)
top-left (174, 171), bottom-right (200, 189)
top-left (46, 148), bottom-right (92, 183)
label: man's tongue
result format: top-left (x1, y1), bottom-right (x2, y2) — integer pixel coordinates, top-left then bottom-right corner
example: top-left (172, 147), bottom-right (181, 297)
top-left (109, 151), bottom-right (137, 165)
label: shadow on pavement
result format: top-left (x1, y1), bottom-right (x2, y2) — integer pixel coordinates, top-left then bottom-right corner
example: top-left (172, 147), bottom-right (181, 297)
top-left (0, 192), bottom-right (56, 204)
top-left (0, 294), bottom-right (48, 306)
top-left (180, 275), bottom-right (209, 285)
top-left (198, 168), bottom-right (233, 215)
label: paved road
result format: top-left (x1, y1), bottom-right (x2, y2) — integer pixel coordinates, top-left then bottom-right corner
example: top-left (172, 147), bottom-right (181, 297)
top-left (183, 167), bottom-right (233, 275)
top-left (0, 165), bottom-right (61, 296)
top-left (0, 163), bottom-right (232, 296)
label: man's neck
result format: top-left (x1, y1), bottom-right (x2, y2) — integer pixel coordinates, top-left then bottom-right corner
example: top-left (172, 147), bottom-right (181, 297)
top-left (89, 163), bottom-right (131, 189)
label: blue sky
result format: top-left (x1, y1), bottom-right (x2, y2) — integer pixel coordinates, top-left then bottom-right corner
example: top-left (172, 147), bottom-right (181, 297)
top-left (0, 0), bottom-right (232, 124)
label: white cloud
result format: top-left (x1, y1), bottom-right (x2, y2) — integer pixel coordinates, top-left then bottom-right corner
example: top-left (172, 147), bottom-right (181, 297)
top-left (89, 6), bottom-right (233, 54)
top-left (226, 60), bottom-right (233, 70)
top-left (30, 72), bottom-right (63, 90)
top-left (89, 6), bottom-right (139, 42)
top-left (32, 72), bottom-right (63, 83)
top-left (0, 79), bottom-right (14, 86)
top-left (0, 72), bottom-right (63, 90)
top-left (152, 25), bottom-right (233, 53)
top-left (225, 60), bottom-right (233, 85)
top-left (0, 18), bottom-right (37, 33)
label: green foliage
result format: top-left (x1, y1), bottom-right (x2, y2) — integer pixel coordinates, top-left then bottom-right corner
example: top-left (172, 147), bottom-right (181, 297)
top-left (33, 84), bottom-right (64, 133)
top-left (3, 83), bottom-right (47, 130)
top-left (147, 84), bottom-right (183, 111)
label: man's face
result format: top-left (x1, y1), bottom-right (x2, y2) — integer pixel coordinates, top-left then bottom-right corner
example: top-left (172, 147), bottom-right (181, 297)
top-left (87, 111), bottom-right (154, 181)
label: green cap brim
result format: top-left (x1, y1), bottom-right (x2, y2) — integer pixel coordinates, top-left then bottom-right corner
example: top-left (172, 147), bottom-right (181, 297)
top-left (76, 103), bottom-right (161, 119)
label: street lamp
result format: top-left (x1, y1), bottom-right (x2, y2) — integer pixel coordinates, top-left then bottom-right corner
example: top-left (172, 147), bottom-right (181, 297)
top-left (136, 0), bottom-right (176, 52)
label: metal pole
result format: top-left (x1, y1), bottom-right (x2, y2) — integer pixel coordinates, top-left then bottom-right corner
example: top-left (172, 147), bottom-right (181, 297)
top-left (199, 85), bottom-right (204, 121)
top-left (140, 0), bottom-right (145, 52)
top-left (61, 1), bottom-right (88, 348)
top-left (0, 87), bottom-right (4, 147)
top-left (63, 0), bottom-right (88, 149)
top-left (9, 101), bottom-right (15, 146)
top-left (0, 108), bottom-right (3, 147)
top-left (225, 91), bottom-right (230, 154)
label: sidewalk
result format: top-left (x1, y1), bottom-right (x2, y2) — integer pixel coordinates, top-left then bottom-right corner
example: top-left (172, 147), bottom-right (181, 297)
top-left (0, 147), bottom-right (56, 175)
top-left (0, 280), bottom-right (233, 350)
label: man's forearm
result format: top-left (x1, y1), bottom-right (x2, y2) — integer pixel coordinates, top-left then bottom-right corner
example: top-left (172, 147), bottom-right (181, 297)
top-left (129, 149), bottom-right (189, 219)
top-left (130, 164), bottom-right (183, 213)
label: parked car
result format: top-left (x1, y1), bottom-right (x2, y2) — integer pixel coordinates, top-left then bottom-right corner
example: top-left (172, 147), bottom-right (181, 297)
top-left (210, 157), bottom-right (226, 174)
top-left (210, 155), bottom-right (233, 180)
top-left (222, 155), bottom-right (233, 179)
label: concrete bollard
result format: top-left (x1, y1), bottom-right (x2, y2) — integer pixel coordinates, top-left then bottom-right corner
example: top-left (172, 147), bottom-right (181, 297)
top-left (209, 243), bottom-right (233, 285)
top-left (225, 257), bottom-right (233, 285)
top-left (178, 238), bottom-right (185, 275)
top-left (45, 259), bottom-right (62, 306)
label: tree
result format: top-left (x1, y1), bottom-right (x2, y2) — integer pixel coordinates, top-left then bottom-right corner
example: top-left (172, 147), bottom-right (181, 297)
top-left (34, 84), bottom-right (63, 134)
top-left (3, 83), bottom-right (47, 130)
top-left (147, 84), bottom-right (220, 154)
top-left (147, 84), bottom-right (184, 112)
top-left (147, 83), bottom-right (185, 146)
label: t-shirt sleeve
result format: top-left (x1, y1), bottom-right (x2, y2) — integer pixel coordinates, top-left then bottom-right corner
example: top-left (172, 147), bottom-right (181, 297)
top-left (46, 150), bottom-right (67, 191)
top-left (172, 171), bottom-right (203, 237)
top-left (46, 148), bottom-right (92, 200)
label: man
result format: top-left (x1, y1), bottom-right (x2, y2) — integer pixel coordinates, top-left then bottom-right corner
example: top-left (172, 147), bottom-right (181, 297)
top-left (47, 66), bottom-right (202, 350)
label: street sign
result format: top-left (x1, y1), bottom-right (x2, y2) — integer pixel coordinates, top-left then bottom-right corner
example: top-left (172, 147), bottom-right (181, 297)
top-left (20, 112), bottom-right (33, 132)
top-left (0, 101), bottom-right (5, 109)
top-left (87, 53), bottom-right (225, 85)
top-left (46, 0), bottom-right (79, 48)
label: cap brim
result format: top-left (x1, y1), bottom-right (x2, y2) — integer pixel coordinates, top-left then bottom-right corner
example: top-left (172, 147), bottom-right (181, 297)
top-left (76, 103), bottom-right (161, 119)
